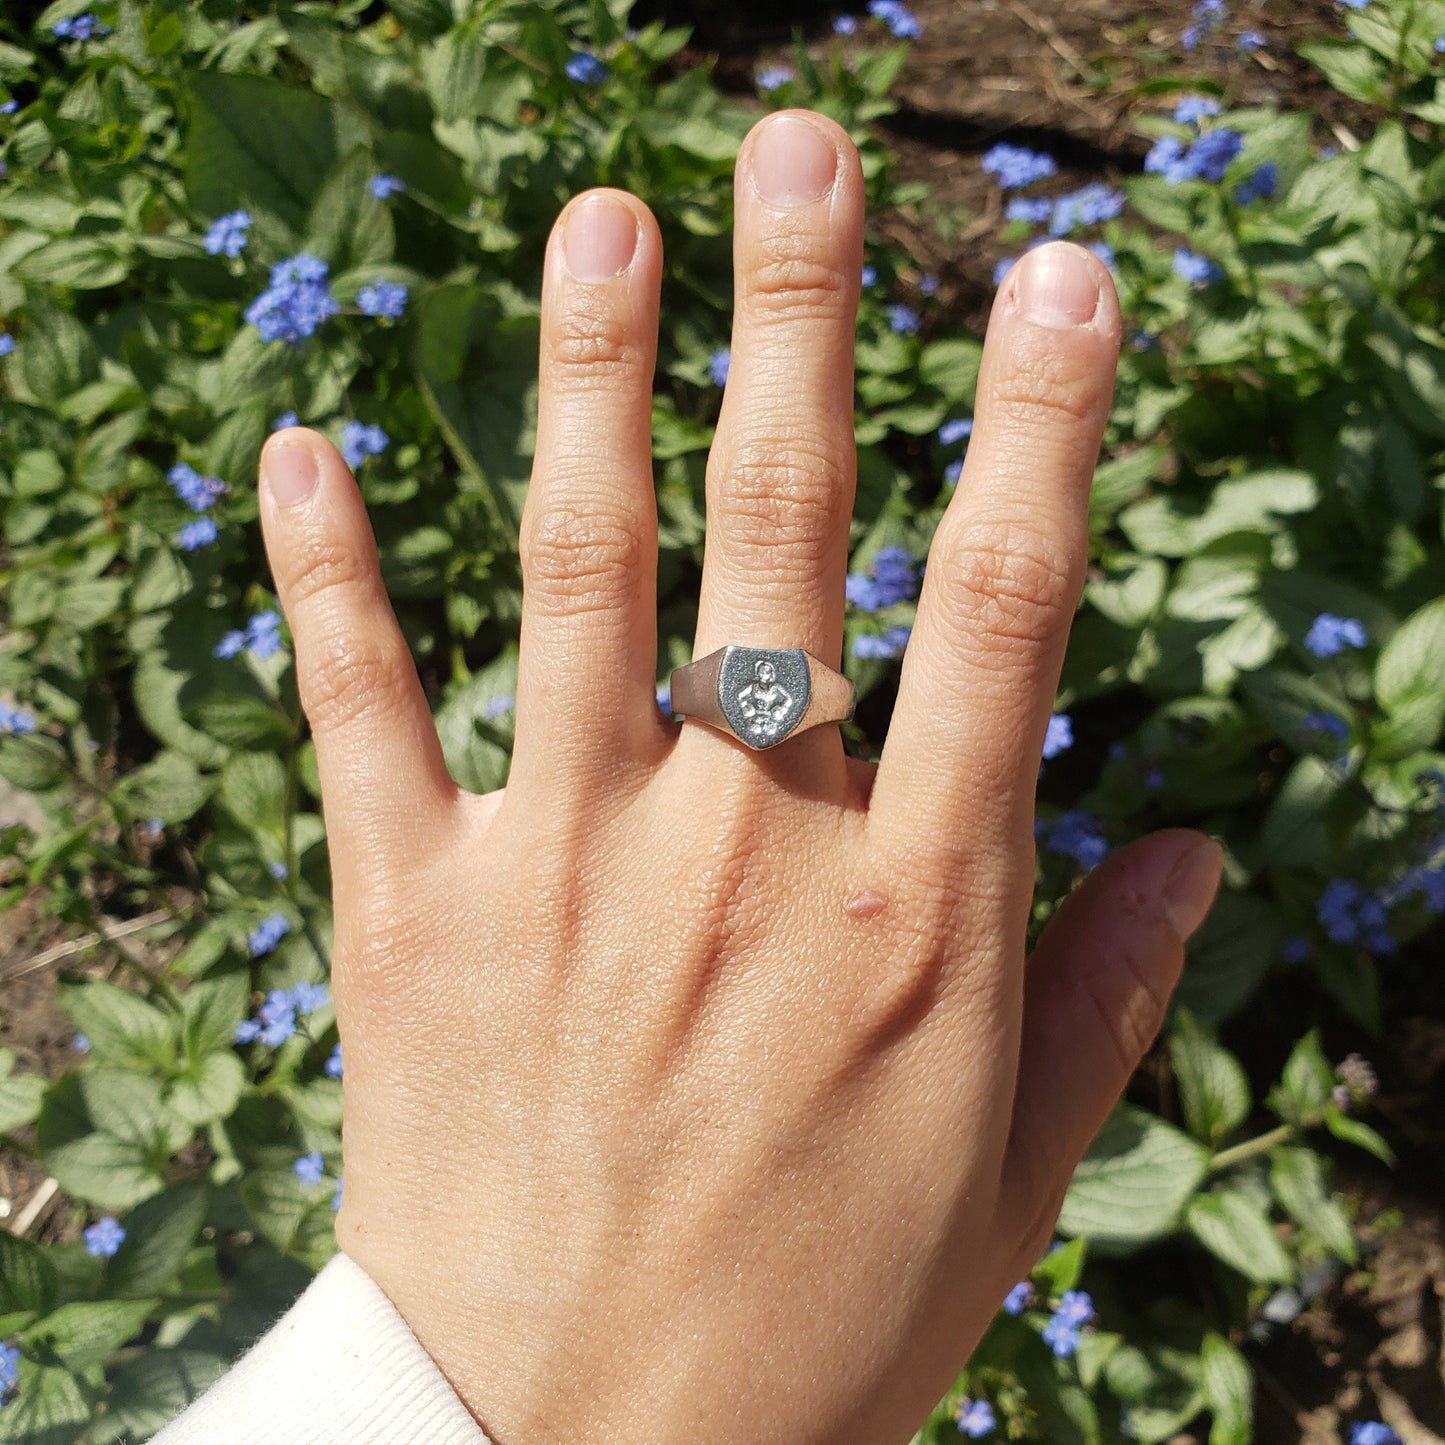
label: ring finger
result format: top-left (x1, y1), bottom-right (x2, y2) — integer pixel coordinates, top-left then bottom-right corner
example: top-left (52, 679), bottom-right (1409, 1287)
top-left (688, 111), bottom-right (865, 769)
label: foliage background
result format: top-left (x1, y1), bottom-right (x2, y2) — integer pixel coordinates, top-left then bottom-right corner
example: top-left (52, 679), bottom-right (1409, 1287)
top-left (0, 0), bottom-right (1442, 1440)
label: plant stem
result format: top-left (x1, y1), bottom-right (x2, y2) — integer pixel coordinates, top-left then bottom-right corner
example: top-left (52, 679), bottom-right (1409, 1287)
top-left (1209, 1122), bottom-right (1296, 1172)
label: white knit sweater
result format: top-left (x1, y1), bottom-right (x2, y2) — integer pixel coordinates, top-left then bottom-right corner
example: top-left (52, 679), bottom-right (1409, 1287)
top-left (153, 1253), bottom-right (490, 1443)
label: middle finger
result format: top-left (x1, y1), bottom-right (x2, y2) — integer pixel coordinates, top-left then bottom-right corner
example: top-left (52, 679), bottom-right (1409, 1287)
top-left (691, 112), bottom-right (864, 730)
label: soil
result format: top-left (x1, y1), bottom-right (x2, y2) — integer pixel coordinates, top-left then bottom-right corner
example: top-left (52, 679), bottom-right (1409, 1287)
top-left (4, 1), bottom-right (1444, 1441)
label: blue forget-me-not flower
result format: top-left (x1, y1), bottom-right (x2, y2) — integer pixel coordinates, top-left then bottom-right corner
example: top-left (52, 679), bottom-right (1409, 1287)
top-left (294, 1152), bottom-right (326, 1186)
top-left (0, 702), bottom-right (37, 735)
top-left (867, 1), bottom-right (922, 38)
top-left (1042, 713), bottom-right (1073, 760)
top-left (53, 14), bottom-right (110, 39)
top-left (357, 281), bottom-right (408, 319)
top-left (83, 1216), bottom-right (126, 1258)
top-left (1173, 249), bottom-right (1222, 286)
top-left (167, 462), bottom-right (226, 512)
top-left (955, 1399), bottom-right (996, 1438)
top-left (177, 517), bottom-right (218, 552)
top-left (981, 143), bottom-right (1057, 190)
top-left (709, 348), bottom-right (730, 387)
top-left (757, 65), bottom-right (793, 92)
top-left (215, 609), bottom-right (283, 661)
top-left (0, 333), bottom-right (15, 356)
top-left (340, 421), bottom-right (390, 469)
top-left (203, 211), bottom-right (252, 258)
top-left (247, 912), bottom-right (291, 958)
top-left (245, 254), bottom-right (340, 344)
top-left (853, 626), bottom-right (912, 660)
top-left (1304, 612), bottom-right (1367, 657)
top-left (565, 51), bottom-right (608, 83)
top-left (369, 174), bottom-right (405, 199)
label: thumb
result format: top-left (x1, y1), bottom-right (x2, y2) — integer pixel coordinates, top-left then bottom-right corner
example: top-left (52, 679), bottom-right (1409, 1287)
top-left (1001, 829), bottom-right (1224, 1213)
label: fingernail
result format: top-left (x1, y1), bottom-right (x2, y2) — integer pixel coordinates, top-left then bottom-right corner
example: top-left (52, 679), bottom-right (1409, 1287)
top-left (1016, 244), bottom-right (1101, 329)
top-left (264, 438), bottom-right (320, 508)
top-left (751, 115), bottom-right (838, 207)
top-left (564, 195), bottom-right (638, 281)
top-left (1162, 838), bottom-right (1224, 942)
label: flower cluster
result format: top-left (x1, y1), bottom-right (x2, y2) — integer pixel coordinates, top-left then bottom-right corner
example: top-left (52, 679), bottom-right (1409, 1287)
top-left (1145, 127), bottom-right (1245, 185)
top-left (1041, 1289), bottom-right (1094, 1357)
top-left (247, 911), bottom-right (291, 958)
top-left (866, 1), bottom-right (922, 39)
top-left (1304, 612), bottom-right (1368, 658)
top-left (1332, 1052), bottom-right (1378, 1112)
top-left (1350, 1425), bottom-right (1402, 1445)
top-left (1182, 0), bottom-right (1226, 50)
top-left (357, 280), bottom-right (407, 319)
top-left (846, 546), bottom-right (918, 612)
top-left (0, 1341), bottom-right (17, 1403)
top-left (203, 211), bottom-right (251, 258)
top-left (565, 51), bottom-right (607, 84)
top-left (1047, 182), bottom-right (1126, 237)
top-left (0, 701), bottom-right (37, 735)
top-left (294, 1151), bottom-right (326, 1186)
top-left (887, 303), bottom-right (921, 335)
top-left (235, 981), bottom-right (329, 1048)
top-left (1042, 712), bottom-right (1073, 761)
top-left (83, 1216), bottom-right (125, 1258)
top-left (955, 1398), bottom-right (996, 1438)
top-left (215, 610), bottom-right (283, 661)
top-left (853, 625), bottom-right (911, 660)
top-left (52, 13), bottom-right (109, 40)
top-left (1317, 880), bottom-right (1394, 954)
top-left (981, 143), bottom-right (1057, 190)
top-left (340, 421), bottom-right (390, 468)
top-left (245, 254), bottom-right (339, 344)
top-left (1174, 249), bottom-right (1223, 287)
top-left (168, 463), bottom-right (226, 512)
top-left (1040, 810), bottom-right (1108, 870)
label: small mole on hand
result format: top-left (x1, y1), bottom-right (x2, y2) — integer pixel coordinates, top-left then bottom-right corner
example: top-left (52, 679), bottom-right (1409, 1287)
top-left (843, 888), bottom-right (888, 921)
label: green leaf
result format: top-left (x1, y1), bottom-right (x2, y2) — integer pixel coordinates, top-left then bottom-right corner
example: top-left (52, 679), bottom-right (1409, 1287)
top-left (1169, 1011), bottom-right (1251, 1146)
top-left (1267, 1030), bottom-right (1333, 1125)
top-left (35, 1077), bottom-right (167, 1211)
top-left (0, 1233), bottom-right (57, 1317)
top-left (110, 750), bottom-right (213, 825)
top-left (1270, 1147), bottom-right (1357, 1263)
top-left (1174, 892), bottom-right (1281, 1024)
top-left (11, 298), bottom-right (99, 405)
top-left (0, 1360), bottom-right (90, 1445)
top-left (1032, 1236), bottom-right (1087, 1295)
top-left (1058, 1107), bottom-right (1210, 1250)
top-left (185, 72), bottom-right (365, 233)
top-left (1186, 1188), bottom-right (1293, 1283)
top-left (219, 750), bottom-right (288, 837)
top-left (305, 147), bottom-right (395, 274)
top-left (96, 1347), bottom-right (230, 1440)
top-left (1323, 1105), bottom-right (1395, 1165)
top-left (0, 1047), bottom-right (46, 1134)
top-left (103, 1183), bottom-right (208, 1297)
top-left (22, 1299), bottom-right (156, 1372)
top-left (434, 645), bottom-right (517, 794)
top-left (1376, 594), bottom-right (1445, 720)
top-left (421, 18), bottom-right (490, 124)
top-left (13, 236), bottom-right (129, 290)
top-left (239, 1168), bottom-right (338, 1270)
top-left (180, 974), bottom-right (249, 1060)
top-left (1201, 1332), bottom-right (1253, 1445)
top-left (185, 693), bottom-right (295, 751)
top-left (56, 981), bottom-right (175, 1069)
top-left (168, 1050), bottom-right (246, 1128)
top-left (1299, 39), bottom-right (1389, 103)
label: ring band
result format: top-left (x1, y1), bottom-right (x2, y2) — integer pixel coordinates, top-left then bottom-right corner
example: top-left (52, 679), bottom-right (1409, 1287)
top-left (668, 646), bottom-right (856, 750)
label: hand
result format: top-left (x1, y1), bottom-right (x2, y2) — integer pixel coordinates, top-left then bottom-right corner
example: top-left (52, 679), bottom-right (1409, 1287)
top-left (255, 110), bottom-right (1223, 1444)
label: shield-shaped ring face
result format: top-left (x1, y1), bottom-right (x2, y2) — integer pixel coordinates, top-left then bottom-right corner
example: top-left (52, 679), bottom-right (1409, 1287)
top-left (717, 647), bottom-right (813, 749)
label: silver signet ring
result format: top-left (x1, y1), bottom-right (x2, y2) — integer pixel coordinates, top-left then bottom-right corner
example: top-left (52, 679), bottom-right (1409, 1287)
top-left (667, 647), bottom-right (856, 750)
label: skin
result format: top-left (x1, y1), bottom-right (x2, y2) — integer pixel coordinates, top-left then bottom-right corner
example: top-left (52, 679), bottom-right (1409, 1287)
top-left (255, 112), bottom-right (1224, 1443)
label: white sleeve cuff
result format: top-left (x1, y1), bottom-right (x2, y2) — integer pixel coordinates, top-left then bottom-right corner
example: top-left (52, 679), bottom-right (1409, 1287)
top-left (154, 1252), bottom-right (491, 1444)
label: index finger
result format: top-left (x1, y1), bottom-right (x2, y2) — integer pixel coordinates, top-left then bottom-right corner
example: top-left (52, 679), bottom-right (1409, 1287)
top-left (868, 243), bottom-right (1121, 883)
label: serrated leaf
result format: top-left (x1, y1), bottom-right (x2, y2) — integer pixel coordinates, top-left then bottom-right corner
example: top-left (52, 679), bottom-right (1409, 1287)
top-left (1268, 1031), bottom-right (1334, 1125)
top-left (1169, 1011), bottom-right (1251, 1146)
top-left (0, 1359), bottom-right (90, 1444)
top-left (1058, 1107), bottom-right (1210, 1249)
top-left (1186, 1188), bottom-right (1294, 1284)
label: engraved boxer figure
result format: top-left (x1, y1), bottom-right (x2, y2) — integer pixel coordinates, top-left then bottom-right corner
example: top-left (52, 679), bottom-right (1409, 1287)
top-left (737, 658), bottom-right (794, 741)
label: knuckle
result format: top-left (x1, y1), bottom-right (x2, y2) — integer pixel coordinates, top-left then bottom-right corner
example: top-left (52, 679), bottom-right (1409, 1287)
top-left (548, 304), bottom-right (644, 382)
top-left (715, 439), bottom-right (846, 566)
top-left (934, 520), bottom-right (1074, 653)
top-left (302, 638), bottom-right (411, 736)
top-left (744, 244), bottom-right (852, 323)
top-left (283, 537), bottom-right (374, 612)
top-left (521, 505), bottom-right (643, 615)
top-left (990, 350), bottom-right (1104, 427)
